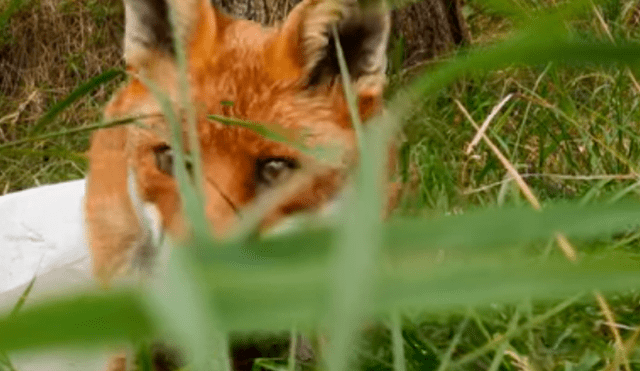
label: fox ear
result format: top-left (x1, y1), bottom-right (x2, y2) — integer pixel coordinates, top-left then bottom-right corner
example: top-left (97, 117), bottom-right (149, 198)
top-left (267, 0), bottom-right (390, 117)
top-left (303, 0), bottom-right (389, 89)
top-left (123, 0), bottom-right (218, 77)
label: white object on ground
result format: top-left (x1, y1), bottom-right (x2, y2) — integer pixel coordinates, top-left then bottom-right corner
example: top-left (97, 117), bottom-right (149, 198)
top-left (0, 179), bottom-right (110, 371)
top-left (0, 178), bottom-right (168, 371)
top-left (0, 179), bottom-right (93, 310)
top-left (0, 177), bottom-right (165, 309)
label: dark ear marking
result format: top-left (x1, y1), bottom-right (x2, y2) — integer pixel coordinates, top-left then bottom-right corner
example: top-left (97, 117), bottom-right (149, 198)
top-left (123, 0), bottom-right (213, 70)
top-left (125, 0), bottom-right (175, 56)
top-left (307, 12), bottom-right (388, 86)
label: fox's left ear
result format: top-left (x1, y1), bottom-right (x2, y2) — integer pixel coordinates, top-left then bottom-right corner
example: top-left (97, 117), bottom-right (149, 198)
top-left (123, 0), bottom-right (219, 82)
top-left (267, 0), bottom-right (390, 118)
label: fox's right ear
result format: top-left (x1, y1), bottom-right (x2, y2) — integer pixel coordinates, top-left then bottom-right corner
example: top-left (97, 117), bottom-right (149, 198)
top-left (123, 0), bottom-right (220, 80)
top-left (266, 0), bottom-right (390, 121)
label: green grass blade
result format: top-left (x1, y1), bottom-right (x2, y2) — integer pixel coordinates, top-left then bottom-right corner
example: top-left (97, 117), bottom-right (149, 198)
top-left (434, 315), bottom-right (469, 371)
top-left (0, 147), bottom-right (86, 163)
top-left (0, 276), bottom-right (36, 371)
top-left (450, 293), bottom-right (585, 368)
top-left (135, 340), bottom-right (154, 371)
top-left (391, 310), bottom-right (407, 371)
top-left (485, 307), bottom-right (519, 371)
top-left (0, 252), bottom-right (637, 350)
top-left (208, 114), bottom-right (340, 165)
top-left (0, 0), bottom-right (24, 37)
top-left (0, 290), bottom-right (152, 352)
top-left (145, 248), bottom-right (230, 371)
top-left (30, 69), bottom-right (125, 135)
top-left (325, 23), bottom-right (384, 371)
top-left (8, 276), bottom-right (36, 318)
top-left (142, 79), bottom-right (210, 239)
top-left (384, 200), bottom-right (640, 254)
top-left (208, 114), bottom-right (307, 150)
top-left (191, 200), bottom-right (640, 265)
top-left (0, 116), bottom-right (145, 150)
top-left (142, 78), bottom-right (224, 369)
top-left (166, 0), bottom-right (204, 208)
top-left (205, 252), bottom-right (639, 331)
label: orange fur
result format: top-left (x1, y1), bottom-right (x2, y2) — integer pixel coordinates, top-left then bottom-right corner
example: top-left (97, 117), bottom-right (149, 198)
top-left (86, 0), bottom-right (391, 366)
top-left (87, 0), bottom-right (390, 281)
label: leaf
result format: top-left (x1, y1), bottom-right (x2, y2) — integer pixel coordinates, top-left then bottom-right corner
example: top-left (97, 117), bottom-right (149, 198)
top-left (0, 251), bottom-right (638, 350)
top-left (0, 116), bottom-right (144, 150)
top-left (204, 252), bottom-right (640, 331)
top-left (9, 276), bottom-right (36, 318)
top-left (208, 114), bottom-right (342, 165)
top-left (208, 114), bottom-right (308, 151)
top-left (142, 78), bottom-right (211, 240)
top-left (191, 201), bottom-right (640, 265)
top-left (0, 290), bottom-right (153, 352)
top-left (31, 69), bottom-right (125, 134)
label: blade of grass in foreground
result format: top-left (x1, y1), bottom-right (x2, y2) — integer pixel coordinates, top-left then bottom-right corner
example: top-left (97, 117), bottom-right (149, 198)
top-left (29, 69), bottom-right (125, 135)
top-left (142, 79), bottom-right (210, 238)
top-left (208, 114), bottom-right (341, 165)
top-left (0, 277), bottom-right (36, 371)
top-left (144, 248), bottom-right (229, 371)
top-left (208, 114), bottom-right (306, 149)
top-left (148, 2), bottom-right (230, 369)
top-left (0, 116), bottom-right (146, 151)
top-left (325, 24), bottom-right (382, 371)
top-left (0, 147), bottom-right (86, 163)
top-left (0, 290), bottom-right (152, 352)
top-left (205, 251), bottom-right (640, 331)
top-left (189, 200), bottom-right (640, 265)
top-left (1, 251), bottom-right (637, 350)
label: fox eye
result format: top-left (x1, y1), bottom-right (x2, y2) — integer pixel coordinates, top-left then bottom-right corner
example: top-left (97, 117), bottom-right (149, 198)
top-left (153, 145), bottom-right (195, 178)
top-left (154, 145), bottom-right (173, 176)
top-left (256, 158), bottom-right (299, 187)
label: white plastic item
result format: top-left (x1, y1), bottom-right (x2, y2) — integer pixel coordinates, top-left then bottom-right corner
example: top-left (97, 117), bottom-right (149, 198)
top-left (0, 179), bottom-right (93, 310)
top-left (0, 178), bottom-right (164, 371)
top-left (0, 180), bottom-right (111, 371)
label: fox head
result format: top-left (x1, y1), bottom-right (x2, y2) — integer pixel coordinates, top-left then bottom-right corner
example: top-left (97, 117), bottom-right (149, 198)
top-left (84, 0), bottom-right (391, 283)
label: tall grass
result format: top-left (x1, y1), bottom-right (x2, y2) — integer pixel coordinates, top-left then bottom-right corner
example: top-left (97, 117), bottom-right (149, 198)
top-left (1, 0), bottom-right (639, 370)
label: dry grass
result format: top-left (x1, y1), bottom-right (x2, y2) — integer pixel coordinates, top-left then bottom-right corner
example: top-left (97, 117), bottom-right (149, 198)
top-left (0, 0), bottom-right (126, 192)
top-left (0, 0), bottom-right (124, 136)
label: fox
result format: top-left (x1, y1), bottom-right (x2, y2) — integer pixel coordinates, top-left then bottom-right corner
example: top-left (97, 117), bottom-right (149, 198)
top-left (83, 0), bottom-right (393, 368)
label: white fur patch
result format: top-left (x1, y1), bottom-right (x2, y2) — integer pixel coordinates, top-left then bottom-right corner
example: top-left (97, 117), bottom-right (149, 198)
top-left (126, 167), bottom-right (167, 276)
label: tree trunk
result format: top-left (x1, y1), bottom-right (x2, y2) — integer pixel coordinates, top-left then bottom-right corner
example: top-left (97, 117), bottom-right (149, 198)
top-left (211, 0), bottom-right (470, 67)
top-left (391, 0), bottom-right (469, 67)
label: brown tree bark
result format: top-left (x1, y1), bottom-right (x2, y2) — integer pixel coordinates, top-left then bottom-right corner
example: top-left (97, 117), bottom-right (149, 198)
top-left (211, 0), bottom-right (470, 67)
top-left (391, 0), bottom-right (469, 66)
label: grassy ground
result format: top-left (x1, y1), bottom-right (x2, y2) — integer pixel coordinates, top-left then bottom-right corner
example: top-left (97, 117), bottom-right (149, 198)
top-left (367, 2), bottom-right (640, 369)
top-left (0, 0), bottom-right (639, 370)
top-left (0, 0), bottom-right (123, 192)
